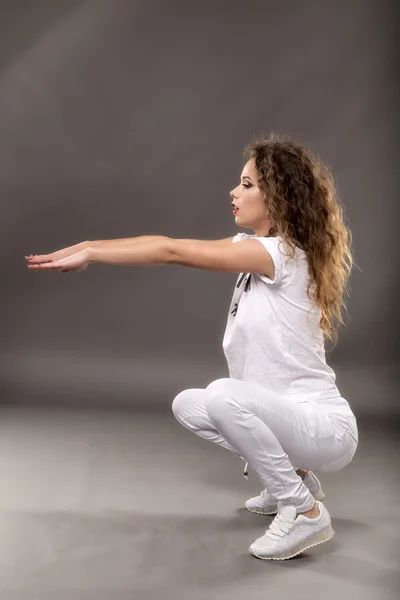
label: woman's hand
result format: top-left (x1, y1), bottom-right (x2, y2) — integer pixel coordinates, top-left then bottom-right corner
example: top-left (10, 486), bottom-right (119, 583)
top-left (25, 244), bottom-right (91, 273)
top-left (25, 240), bottom-right (89, 264)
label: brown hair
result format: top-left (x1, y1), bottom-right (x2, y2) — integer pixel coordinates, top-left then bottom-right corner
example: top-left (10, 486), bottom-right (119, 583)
top-left (244, 133), bottom-right (354, 349)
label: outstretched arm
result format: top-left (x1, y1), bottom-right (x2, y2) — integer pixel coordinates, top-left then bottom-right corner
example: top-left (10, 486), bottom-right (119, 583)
top-left (26, 236), bottom-right (275, 281)
top-left (26, 235), bottom-right (233, 271)
top-left (26, 235), bottom-right (171, 272)
top-left (88, 237), bottom-right (275, 279)
top-left (87, 236), bottom-right (236, 266)
top-left (88, 237), bottom-right (172, 267)
top-left (88, 235), bottom-right (168, 248)
top-left (89, 235), bottom-right (234, 248)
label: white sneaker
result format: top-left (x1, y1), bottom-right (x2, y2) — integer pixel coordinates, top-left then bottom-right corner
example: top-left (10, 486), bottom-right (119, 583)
top-left (245, 470), bottom-right (326, 515)
top-left (249, 500), bottom-right (335, 560)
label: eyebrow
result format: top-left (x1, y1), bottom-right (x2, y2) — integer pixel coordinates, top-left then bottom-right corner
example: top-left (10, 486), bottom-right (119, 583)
top-left (240, 175), bottom-right (253, 182)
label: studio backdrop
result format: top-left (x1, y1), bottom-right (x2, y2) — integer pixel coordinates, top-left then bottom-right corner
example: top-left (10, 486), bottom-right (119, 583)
top-left (1, 0), bottom-right (398, 414)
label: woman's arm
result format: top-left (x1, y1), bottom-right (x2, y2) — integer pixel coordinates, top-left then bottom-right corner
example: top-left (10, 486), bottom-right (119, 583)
top-left (86, 235), bottom-right (168, 248)
top-left (87, 236), bottom-right (275, 279)
top-left (26, 236), bottom-right (233, 267)
top-left (86, 236), bottom-right (235, 267)
top-left (87, 237), bottom-right (173, 267)
top-left (27, 236), bottom-right (274, 277)
top-left (87, 236), bottom-right (233, 248)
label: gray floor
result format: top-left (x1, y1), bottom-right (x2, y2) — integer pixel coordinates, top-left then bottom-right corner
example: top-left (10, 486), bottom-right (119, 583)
top-left (0, 405), bottom-right (399, 600)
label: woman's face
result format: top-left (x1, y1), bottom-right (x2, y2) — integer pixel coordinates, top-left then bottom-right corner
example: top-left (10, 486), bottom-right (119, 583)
top-left (230, 158), bottom-right (272, 236)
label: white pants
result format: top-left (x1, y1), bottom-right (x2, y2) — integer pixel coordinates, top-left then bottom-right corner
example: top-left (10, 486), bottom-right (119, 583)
top-left (172, 377), bottom-right (358, 513)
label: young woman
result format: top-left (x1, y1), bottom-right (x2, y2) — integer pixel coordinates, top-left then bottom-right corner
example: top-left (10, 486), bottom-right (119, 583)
top-left (25, 133), bottom-right (358, 561)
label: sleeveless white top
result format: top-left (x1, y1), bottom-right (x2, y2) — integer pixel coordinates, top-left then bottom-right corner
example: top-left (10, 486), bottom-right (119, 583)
top-left (222, 232), bottom-right (343, 404)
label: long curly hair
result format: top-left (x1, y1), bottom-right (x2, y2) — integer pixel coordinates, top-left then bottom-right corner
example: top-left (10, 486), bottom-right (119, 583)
top-left (243, 133), bottom-right (354, 349)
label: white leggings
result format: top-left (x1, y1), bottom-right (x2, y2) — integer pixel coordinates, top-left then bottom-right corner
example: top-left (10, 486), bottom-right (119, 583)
top-left (172, 377), bottom-right (358, 513)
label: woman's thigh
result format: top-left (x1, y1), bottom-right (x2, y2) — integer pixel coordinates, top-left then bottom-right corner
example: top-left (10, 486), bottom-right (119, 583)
top-left (172, 387), bottom-right (243, 457)
top-left (205, 378), bottom-right (358, 473)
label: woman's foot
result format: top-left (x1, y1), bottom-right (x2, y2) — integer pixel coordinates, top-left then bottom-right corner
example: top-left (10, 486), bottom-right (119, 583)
top-left (249, 500), bottom-right (334, 560)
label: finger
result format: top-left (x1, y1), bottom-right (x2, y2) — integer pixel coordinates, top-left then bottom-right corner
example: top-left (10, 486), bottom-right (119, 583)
top-left (27, 255), bottom-right (53, 264)
top-left (27, 256), bottom-right (49, 264)
top-left (27, 263), bottom-right (57, 270)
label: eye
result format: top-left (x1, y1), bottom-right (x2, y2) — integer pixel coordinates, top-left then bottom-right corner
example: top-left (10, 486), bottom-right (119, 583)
top-left (242, 183), bottom-right (251, 188)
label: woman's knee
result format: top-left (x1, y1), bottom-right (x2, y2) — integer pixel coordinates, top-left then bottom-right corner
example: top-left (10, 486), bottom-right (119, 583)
top-left (171, 389), bottom-right (193, 421)
top-left (171, 388), bottom-right (209, 426)
top-left (204, 378), bottom-right (233, 424)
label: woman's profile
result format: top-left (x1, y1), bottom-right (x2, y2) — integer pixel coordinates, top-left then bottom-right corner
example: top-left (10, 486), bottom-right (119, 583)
top-left (25, 133), bottom-right (358, 561)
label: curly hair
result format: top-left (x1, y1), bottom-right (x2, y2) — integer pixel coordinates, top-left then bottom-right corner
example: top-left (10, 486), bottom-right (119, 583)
top-left (243, 133), bottom-right (354, 349)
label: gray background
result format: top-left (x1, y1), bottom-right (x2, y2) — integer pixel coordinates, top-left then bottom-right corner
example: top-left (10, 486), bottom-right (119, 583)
top-left (1, 2), bottom-right (400, 599)
top-left (2, 0), bottom-right (399, 412)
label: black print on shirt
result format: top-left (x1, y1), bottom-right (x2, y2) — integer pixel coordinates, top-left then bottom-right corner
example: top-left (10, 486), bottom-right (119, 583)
top-left (236, 272), bottom-right (251, 291)
top-left (236, 272), bottom-right (251, 292)
top-left (230, 273), bottom-right (251, 317)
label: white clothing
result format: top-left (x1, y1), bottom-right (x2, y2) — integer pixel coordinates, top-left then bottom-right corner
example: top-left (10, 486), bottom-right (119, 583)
top-left (222, 232), bottom-right (343, 404)
top-left (172, 233), bottom-right (358, 508)
top-left (172, 378), bottom-right (358, 512)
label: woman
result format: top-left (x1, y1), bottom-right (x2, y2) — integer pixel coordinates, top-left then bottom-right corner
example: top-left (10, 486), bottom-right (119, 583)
top-left (25, 133), bottom-right (358, 561)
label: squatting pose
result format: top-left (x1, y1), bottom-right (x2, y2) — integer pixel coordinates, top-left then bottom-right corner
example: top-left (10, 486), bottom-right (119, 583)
top-left (26, 133), bottom-right (358, 561)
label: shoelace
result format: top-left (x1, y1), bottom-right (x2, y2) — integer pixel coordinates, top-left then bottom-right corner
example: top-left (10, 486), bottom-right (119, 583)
top-left (265, 514), bottom-right (294, 541)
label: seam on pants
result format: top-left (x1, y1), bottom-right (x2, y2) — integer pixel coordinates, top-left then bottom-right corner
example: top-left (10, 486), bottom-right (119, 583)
top-left (176, 413), bottom-right (242, 457)
top-left (176, 413), bottom-right (211, 435)
top-left (228, 398), bottom-right (301, 506)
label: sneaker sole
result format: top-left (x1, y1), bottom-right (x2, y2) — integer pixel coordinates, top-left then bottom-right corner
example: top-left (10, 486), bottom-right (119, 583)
top-left (245, 490), bottom-right (326, 516)
top-left (249, 525), bottom-right (335, 561)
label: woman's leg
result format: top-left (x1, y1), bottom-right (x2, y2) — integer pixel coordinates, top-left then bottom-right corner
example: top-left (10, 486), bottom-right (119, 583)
top-left (172, 386), bottom-right (304, 474)
top-left (172, 387), bottom-right (244, 460)
top-left (203, 378), bottom-right (358, 514)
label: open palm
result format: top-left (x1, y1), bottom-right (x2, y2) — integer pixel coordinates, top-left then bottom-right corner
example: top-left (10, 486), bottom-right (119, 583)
top-left (25, 246), bottom-right (90, 273)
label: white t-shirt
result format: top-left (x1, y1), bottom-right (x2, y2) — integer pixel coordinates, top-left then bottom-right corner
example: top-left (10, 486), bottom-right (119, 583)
top-left (222, 232), bottom-right (342, 403)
